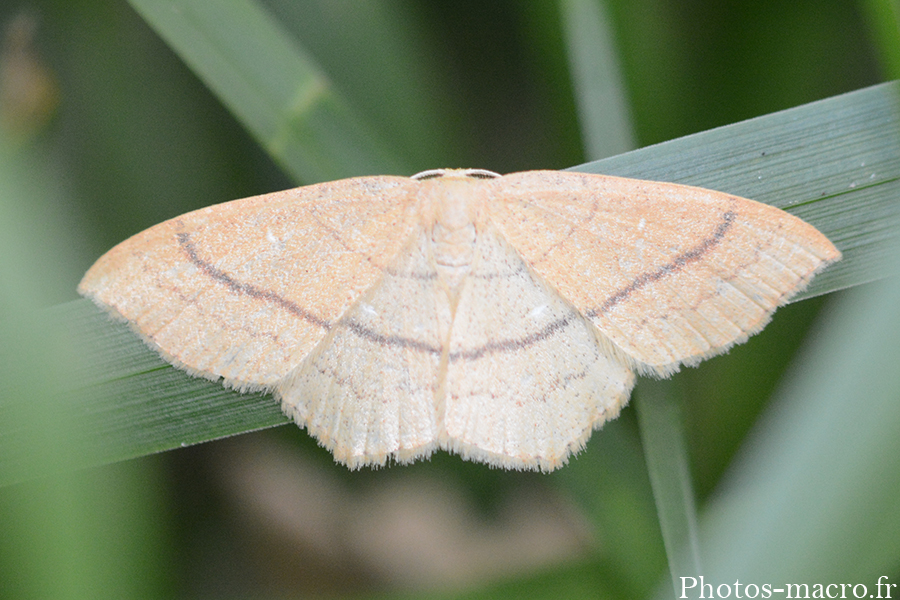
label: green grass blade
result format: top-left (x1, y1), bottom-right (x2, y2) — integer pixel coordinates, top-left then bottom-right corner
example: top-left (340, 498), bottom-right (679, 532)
top-left (1, 82), bottom-right (897, 488)
top-left (264, 0), bottom-right (468, 172)
top-left (126, 0), bottom-right (408, 182)
top-left (635, 380), bottom-right (704, 595)
top-left (560, 0), bottom-right (636, 159)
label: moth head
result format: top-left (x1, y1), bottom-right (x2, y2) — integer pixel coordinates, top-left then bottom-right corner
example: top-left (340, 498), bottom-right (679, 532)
top-left (411, 168), bottom-right (501, 181)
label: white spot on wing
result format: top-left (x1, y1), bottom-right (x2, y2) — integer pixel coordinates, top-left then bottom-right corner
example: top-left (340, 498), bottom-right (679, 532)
top-left (527, 304), bottom-right (548, 320)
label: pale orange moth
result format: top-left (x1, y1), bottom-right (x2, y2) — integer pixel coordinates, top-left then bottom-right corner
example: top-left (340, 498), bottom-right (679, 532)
top-left (79, 169), bottom-right (840, 472)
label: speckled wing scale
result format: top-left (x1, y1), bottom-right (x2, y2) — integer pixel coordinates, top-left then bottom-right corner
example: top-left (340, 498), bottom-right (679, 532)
top-left (79, 168), bottom-right (841, 472)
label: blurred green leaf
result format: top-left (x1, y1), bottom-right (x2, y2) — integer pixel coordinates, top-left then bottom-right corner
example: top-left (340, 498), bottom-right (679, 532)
top-left (126, 0), bottom-right (409, 183)
top-left (263, 0), bottom-right (469, 172)
top-left (859, 0), bottom-right (900, 81)
top-left (552, 420), bottom-right (667, 598)
top-left (635, 380), bottom-right (703, 595)
top-left (560, 0), bottom-right (636, 159)
top-left (0, 142), bottom-right (168, 598)
top-left (1, 82), bottom-right (895, 489)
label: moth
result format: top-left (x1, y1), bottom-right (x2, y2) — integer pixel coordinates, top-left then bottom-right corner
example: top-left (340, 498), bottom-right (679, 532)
top-left (80, 169), bottom-right (840, 472)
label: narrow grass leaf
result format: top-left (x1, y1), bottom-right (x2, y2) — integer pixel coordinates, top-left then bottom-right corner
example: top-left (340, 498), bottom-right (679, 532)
top-left (127, 0), bottom-right (408, 182)
top-left (636, 379), bottom-right (703, 596)
top-left (560, 0), bottom-right (636, 159)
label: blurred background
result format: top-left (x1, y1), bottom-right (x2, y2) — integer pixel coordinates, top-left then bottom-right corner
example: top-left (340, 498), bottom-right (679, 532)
top-left (0, 0), bottom-right (896, 598)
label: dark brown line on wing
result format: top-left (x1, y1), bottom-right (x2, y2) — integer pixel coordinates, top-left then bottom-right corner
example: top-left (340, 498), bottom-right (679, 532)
top-left (341, 318), bottom-right (443, 355)
top-left (588, 209), bottom-right (736, 318)
top-left (339, 306), bottom-right (577, 361)
top-left (448, 314), bottom-right (575, 362)
top-left (177, 232), bottom-right (331, 330)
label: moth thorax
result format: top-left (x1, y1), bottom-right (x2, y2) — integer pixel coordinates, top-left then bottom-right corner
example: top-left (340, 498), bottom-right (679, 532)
top-left (420, 176), bottom-right (483, 295)
top-left (431, 220), bottom-right (476, 293)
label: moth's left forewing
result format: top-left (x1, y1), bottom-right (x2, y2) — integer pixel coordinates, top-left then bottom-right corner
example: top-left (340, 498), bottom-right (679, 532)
top-left (79, 176), bottom-right (421, 390)
top-left (485, 171), bottom-right (841, 377)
